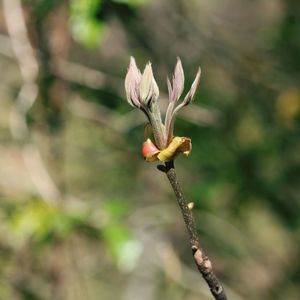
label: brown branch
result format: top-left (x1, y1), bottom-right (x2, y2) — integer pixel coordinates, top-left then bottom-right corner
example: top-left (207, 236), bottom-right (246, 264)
top-left (160, 160), bottom-right (228, 300)
top-left (3, 0), bottom-right (61, 203)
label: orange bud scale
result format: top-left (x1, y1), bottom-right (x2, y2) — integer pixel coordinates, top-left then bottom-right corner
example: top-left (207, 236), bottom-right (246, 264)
top-left (142, 137), bottom-right (192, 162)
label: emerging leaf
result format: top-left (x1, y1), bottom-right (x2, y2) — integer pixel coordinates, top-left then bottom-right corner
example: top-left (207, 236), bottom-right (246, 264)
top-left (124, 56), bottom-right (201, 162)
top-left (139, 63), bottom-right (159, 106)
top-left (183, 67), bottom-right (201, 106)
top-left (125, 57), bottom-right (142, 107)
top-left (170, 58), bottom-right (185, 102)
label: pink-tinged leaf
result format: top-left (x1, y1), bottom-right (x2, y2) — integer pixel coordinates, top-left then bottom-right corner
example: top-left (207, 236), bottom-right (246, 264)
top-left (125, 57), bottom-right (142, 107)
top-left (183, 66), bottom-right (201, 106)
top-left (165, 66), bottom-right (201, 142)
top-left (172, 57), bottom-right (185, 102)
top-left (167, 77), bottom-right (173, 101)
top-left (152, 71), bottom-right (159, 102)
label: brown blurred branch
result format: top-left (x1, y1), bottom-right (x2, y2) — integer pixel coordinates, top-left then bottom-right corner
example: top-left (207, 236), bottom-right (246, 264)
top-left (55, 59), bottom-right (122, 90)
top-left (159, 160), bottom-right (228, 300)
top-left (3, 0), bottom-right (61, 203)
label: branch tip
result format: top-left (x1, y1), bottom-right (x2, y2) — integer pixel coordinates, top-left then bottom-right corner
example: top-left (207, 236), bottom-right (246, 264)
top-left (162, 164), bottom-right (228, 300)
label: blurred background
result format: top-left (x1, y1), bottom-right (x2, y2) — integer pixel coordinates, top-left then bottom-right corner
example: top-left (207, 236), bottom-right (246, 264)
top-left (0, 0), bottom-right (299, 299)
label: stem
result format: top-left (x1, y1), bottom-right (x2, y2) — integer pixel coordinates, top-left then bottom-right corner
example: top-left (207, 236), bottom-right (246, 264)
top-left (147, 101), bottom-right (166, 149)
top-left (163, 160), bottom-right (228, 300)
